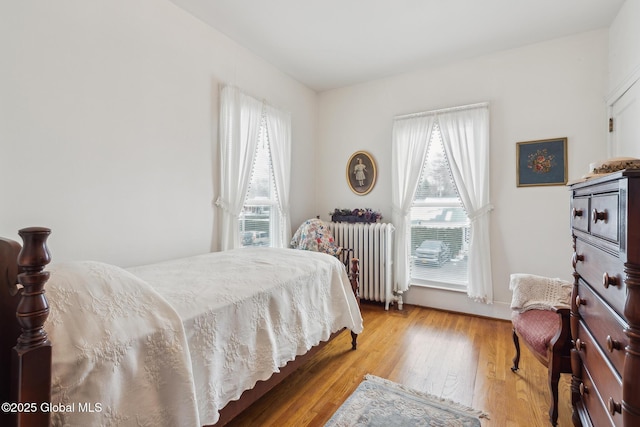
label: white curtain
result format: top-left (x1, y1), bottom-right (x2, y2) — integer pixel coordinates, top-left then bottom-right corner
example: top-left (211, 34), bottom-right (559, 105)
top-left (216, 85), bottom-right (292, 251)
top-left (216, 86), bottom-right (263, 250)
top-left (264, 103), bottom-right (292, 248)
top-left (439, 105), bottom-right (493, 303)
top-left (391, 114), bottom-right (436, 294)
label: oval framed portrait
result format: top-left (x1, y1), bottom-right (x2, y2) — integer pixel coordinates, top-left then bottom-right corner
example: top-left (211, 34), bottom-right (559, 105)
top-left (346, 151), bottom-right (377, 195)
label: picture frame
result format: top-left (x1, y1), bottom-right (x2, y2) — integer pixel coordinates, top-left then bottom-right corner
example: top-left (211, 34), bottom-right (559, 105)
top-left (346, 151), bottom-right (377, 195)
top-left (516, 137), bottom-right (567, 187)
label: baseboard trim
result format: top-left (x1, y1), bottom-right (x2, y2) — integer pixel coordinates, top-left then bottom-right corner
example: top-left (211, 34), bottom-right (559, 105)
top-left (404, 285), bottom-right (512, 320)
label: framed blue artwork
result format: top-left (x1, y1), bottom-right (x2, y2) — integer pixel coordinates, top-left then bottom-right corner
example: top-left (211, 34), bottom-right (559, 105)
top-left (516, 137), bottom-right (567, 187)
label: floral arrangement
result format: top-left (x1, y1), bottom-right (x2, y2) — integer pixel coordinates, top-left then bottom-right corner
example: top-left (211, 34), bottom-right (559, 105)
top-left (330, 208), bottom-right (383, 223)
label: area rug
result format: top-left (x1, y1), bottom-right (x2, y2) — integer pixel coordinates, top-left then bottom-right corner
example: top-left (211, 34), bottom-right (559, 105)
top-left (325, 375), bottom-right (488, 426)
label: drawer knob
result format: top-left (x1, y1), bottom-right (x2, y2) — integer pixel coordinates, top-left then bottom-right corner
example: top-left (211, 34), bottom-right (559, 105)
top-left (603, 272), bottom-right (618, 289)
top-left (575, 338), bottom-right (585, 351)
top-left (572, 208), bottom-right (583, 218)
top-left (608, 397), bottom-right (622, 415)
top-left (592, 208), bottom-right (607, 223)
top-left (579, 383), bottom-right (588, 396)
top-left (575, 295), bottom-right (586, 308)
top-left (572, 253), bottom-right (584, 268)
top-left (606, 335), bottom-right (622, 352)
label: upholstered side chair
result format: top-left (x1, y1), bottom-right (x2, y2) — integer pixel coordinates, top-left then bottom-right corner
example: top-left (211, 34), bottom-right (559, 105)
top-left (509, 273), bottom-right (573, 426)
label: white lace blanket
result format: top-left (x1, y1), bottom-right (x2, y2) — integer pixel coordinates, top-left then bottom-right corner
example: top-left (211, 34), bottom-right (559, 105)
top-left (45, 248), bottom-right (362, 426)
top-left (129, 248), bottom-right (363, 425)
top-left (509, 273), bottom-right (572, 312)
top-left (46, 261), bottom-right (199, 427)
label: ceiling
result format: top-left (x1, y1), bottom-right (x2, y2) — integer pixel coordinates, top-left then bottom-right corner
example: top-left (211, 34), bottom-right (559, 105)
top-left (169, 0), bottom-right (625, 92)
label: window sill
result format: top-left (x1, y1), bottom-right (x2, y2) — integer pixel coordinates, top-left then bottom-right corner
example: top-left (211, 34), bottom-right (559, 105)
top-left (410, 279), bottom-right (467, 293)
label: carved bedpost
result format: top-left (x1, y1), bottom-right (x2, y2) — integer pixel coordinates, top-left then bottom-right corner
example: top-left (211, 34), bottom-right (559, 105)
top-left (349, 257), bottom-right (359, 302)
top-left (12, 227), bottom-right (52, 427)
top-left (349, 257), bottom-right (359, 350)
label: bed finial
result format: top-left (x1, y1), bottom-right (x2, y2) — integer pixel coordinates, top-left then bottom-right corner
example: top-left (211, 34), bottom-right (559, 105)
top-left (11, 227), bottom-right (52, 427)
top-left (15, 227), bottom-right (52, 351)
top-left (17, 227), bottom-right (51, 270)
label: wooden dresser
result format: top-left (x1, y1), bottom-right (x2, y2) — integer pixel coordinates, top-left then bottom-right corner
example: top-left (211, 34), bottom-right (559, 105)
top-left (569, 170), bottom-right (640, 427)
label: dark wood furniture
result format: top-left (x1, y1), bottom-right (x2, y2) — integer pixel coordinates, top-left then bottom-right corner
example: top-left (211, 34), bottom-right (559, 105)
top-left (569, 170), bottom-right (640, 427)
top-left (0, 227), bottom-right (52, 427)
top-left (511, 304), bottom-right (572, 425)
top-left (0, 227), bottom-right (360, 427)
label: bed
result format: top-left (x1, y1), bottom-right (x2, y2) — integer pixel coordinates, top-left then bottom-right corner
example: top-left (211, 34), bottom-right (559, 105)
top-left (0, 227), bottom-right (363, 426)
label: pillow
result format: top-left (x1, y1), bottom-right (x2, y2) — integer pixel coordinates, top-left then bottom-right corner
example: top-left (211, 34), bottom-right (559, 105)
top-left (290, 218), bottom-right (342, 257)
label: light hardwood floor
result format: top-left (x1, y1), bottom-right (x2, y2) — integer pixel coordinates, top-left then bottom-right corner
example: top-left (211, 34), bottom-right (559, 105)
top-left (227, 302), bottom-right (573, 427)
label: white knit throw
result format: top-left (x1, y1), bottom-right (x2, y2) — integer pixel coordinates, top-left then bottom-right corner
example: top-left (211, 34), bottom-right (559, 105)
top-left (510, 273), bottom-right (572, 312)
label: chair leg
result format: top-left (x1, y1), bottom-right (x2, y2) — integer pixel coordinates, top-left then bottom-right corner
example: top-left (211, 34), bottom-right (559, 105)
top-left (511, 328), bottom-right (520, 372)
top-left (548, 357), bottom-right (561, 426)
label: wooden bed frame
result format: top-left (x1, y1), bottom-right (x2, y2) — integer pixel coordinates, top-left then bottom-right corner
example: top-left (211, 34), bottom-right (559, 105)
top-left (0, 227), bottom-right (360, 427)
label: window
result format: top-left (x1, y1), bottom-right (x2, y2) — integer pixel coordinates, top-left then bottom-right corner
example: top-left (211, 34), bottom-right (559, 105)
top-left (217, 85), bottom-right (291, 251)
top-left (410, 124), bottom-right (469, 291)
top-left (391, 103), bottom-right (492, 302)
top-left (240, 116), bottom-right (278, 248)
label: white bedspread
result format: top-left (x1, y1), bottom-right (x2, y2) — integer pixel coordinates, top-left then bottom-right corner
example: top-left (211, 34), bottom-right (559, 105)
top-left (46, 261), bottom-right (199, 427)
top-left (129, 247), bottom-right (363, 425)
top-left (45, 247), bottom-right (363, 426)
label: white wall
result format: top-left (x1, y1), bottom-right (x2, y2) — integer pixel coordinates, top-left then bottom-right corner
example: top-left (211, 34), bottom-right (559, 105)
top-left (608, 0), bottom-right (640, 97)
top-left (0, 0), bottom-right (317, 266)
top-left (0, 2), bottom-right (616, 319)
top-left (606, 0), bottom-right (640, 160)
top-left (317, 30), bottom-right (609, 319)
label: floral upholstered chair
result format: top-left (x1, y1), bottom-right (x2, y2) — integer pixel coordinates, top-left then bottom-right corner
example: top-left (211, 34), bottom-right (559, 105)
top-left (510, 273), bottom-right (573, 426)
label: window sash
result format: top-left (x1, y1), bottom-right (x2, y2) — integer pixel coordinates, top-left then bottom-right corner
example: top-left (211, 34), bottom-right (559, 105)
top-left (409, 124), bottom-right (469, 290)
top-left (239, 117), bottom-right (278, 248)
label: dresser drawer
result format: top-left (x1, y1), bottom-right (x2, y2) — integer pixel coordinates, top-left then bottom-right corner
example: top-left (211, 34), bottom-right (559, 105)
top-left (575, 322), bottom-right (623, 427)
top-left (590, 193), bottom-right (619, 243)
top-left (580, 365), bottom-right (619, 427)
top-left (572, 196), bottom-right (590, 233)
top-left (575, 281), bottom-right (628, 376)
top-left (574, 239), bottom-right (625, 316)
